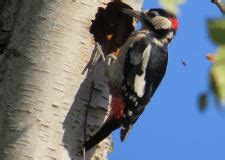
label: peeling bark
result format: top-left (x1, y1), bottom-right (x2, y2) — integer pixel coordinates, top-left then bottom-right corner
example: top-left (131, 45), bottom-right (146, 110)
top-left (0, 0), bottom-right (143, 160)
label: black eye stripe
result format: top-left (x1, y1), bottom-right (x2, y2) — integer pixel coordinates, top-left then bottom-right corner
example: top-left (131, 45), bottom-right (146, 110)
top-left (155, 29), bottom-right (173, 39)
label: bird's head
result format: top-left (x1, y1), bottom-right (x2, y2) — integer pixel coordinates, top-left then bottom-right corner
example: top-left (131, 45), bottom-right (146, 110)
top-left (122, 8), bottom-right (178, 43)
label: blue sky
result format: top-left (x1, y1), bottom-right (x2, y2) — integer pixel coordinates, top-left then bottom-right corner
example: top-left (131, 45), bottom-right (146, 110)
top-left (109, 1), bottom-right (225, 160)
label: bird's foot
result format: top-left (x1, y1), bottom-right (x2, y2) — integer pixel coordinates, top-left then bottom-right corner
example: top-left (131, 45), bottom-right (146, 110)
top-left (106, 53), bottom-right (117, 66)
top-left (82, 42), bottom-right (105, 75)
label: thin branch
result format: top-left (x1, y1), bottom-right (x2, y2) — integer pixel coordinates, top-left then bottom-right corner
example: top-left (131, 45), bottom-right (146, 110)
top-left (82, 148), bottom-right (86, 160)
top-left (83, 81), bottom-right (95, 143)
top-left (82, 81), bottom-right (95, 160)
top-left (211, 0), bottom-right (225, 14)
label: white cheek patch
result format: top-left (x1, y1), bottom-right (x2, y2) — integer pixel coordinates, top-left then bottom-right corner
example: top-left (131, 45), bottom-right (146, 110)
top-left (134, 44), bottom-right (151, 97)
top-left (150, 16), bottom-right (172, 30)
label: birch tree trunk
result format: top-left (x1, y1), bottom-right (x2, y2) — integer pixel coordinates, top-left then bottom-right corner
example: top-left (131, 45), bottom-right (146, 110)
top-left (0, 0), bottom-right (143, 160)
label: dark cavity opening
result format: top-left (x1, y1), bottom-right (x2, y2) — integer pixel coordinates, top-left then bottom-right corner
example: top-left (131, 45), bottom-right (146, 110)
top-left (90, 1), bottom-right (135, 55)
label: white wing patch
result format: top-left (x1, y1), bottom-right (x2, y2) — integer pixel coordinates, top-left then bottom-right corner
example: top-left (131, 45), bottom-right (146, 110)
top-left (134, 74), bottom-right (146, 97)
top-left (134, 44), bottom-right (151, 97)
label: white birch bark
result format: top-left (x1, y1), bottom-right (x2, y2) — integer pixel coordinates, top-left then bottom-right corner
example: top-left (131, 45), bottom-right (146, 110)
top-left (0, 0), bottom-right (143, 160)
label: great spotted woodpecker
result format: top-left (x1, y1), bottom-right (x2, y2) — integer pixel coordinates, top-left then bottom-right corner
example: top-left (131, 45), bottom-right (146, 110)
top-left (84, 8), bottom-right (178, 151)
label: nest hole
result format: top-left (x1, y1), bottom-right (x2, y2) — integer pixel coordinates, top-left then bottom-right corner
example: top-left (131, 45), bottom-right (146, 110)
top-left (90, 1), bottom-right (135, 55)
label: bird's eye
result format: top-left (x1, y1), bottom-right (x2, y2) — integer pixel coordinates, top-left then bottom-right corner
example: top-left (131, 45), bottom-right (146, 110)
top-left (150, 11), bottom-right (159, 17)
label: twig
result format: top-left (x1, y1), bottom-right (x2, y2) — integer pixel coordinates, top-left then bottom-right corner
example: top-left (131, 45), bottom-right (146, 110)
top-left (82, 148), bottom-right (86, 160)
top-left (82, 81), bottom-right (95, 160)
top-left (211, 0), bottom-right (225, 14)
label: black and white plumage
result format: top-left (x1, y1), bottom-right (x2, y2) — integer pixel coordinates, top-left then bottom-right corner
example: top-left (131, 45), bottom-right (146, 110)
top-left (120, 34), bottom-right (168, 140)
top-left (84, 8), bottom-right (178, 151)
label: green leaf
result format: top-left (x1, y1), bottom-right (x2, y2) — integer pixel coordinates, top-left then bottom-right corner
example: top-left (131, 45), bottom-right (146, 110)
top-left (208, 19), bottom-right (225, 45)
top-left (210, 46), bottom-right (225, 106)
top-left (159, 0), bottom-right (186, 14)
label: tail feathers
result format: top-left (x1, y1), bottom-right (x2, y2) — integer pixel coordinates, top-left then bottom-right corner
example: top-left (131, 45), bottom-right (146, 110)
top-left (120, 124), bottom-right (133, 142)
top-left (120, 105), bottom-right (145, 141)
top-left (84, 119), bottom-right (121, 151)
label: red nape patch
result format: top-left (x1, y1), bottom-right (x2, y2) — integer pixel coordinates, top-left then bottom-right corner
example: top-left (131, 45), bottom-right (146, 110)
top-left (110, 97), bottom-right (125, 120)
top-left (169, 17), bottom-right (178, 30)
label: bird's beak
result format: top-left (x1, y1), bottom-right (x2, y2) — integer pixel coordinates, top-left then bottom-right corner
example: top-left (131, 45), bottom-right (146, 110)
top-left (122, 8), bottom-right (142, 21)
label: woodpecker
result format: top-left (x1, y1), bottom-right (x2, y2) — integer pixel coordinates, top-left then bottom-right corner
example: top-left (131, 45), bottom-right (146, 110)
top-left (84, 8), bottom-right (178, 151)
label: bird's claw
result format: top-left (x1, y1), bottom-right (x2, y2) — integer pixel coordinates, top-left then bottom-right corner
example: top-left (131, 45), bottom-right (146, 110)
top-left (82, 42), bottom-right (118, 74)
top-left (106, 53), bottom-right (117, 66)
top-left (82, 43), bottom-right (105, 75)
